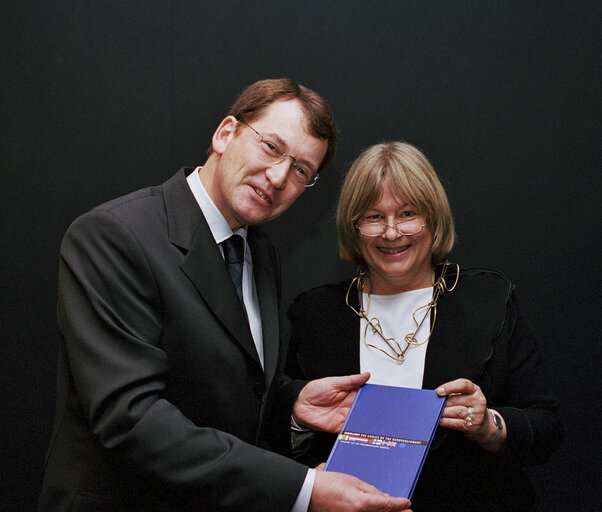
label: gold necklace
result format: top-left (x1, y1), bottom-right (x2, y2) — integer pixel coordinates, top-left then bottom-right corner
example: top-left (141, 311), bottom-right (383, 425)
top-left (345, 261), bottom-right (460, 363)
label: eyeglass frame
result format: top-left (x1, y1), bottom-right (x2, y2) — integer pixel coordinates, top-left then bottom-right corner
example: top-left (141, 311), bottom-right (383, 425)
top-left (354, 218), bottom-right (428, 237)
top-left (237, 119), bottom-right (320, 187)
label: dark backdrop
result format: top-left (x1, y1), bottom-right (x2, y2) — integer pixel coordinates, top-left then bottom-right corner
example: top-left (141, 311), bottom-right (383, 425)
top-left (2, 1), bottom-right (600, 510)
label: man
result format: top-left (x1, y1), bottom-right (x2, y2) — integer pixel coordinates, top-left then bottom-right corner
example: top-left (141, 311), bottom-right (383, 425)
top-left (39, 79), bottom-right (412, 512)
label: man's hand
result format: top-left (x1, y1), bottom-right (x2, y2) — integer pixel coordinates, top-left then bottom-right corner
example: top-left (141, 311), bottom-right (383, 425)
top-left (309, 471), bottom-right (412, 512)
top-left (293, 373), bottom-right (370, 433)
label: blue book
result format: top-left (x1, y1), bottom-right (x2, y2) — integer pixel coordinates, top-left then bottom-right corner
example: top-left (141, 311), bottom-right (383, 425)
top-left (324, 384), bottom-right (446, 498)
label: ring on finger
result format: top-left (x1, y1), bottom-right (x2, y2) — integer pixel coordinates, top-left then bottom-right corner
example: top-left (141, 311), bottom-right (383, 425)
top-left (465, 406), bottom-right (474, 426)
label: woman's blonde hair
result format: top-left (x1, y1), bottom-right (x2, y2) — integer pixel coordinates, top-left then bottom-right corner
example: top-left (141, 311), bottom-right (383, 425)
top-left (337, 141), bottom-right (455, 265)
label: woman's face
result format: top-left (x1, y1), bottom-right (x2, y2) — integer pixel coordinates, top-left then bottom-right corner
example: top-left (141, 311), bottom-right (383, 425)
top-left (356, 184), bottom-right (434, 294)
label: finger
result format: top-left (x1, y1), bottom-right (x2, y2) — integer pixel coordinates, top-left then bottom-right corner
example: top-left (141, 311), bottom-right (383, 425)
top-left (350, 477), bottom-right (412, 504)
top-left (440, 395), bottom-right (481, 415)
top-left (342, 372), bottom-right (371, 388)
top-left (342, 472), bottom-right (400, 497)
top-left (436, 378), bottom-right (476, 396)
top-left (383, 497), bottom-right (412, 511)
top-left (443, 393), bottom-right (479, 408)
top-left (441, 408), bottom-right (477, 429)
top-left (362, 492), bottom-right (412, 511)
top-left (439, 417), bottom-right (471, 430)
top-left (324, 372), bottom-right (371, 391)
top-left (441, 405), bottom-right (472, 420)
top-left (440, 405), bottom-right (487, 431)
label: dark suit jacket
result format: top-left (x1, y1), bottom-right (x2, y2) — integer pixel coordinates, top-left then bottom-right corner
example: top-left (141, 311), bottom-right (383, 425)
top-left (39, 168), bottom-right (307, 512)
top-left (287, 267), bottom-right (563, 512)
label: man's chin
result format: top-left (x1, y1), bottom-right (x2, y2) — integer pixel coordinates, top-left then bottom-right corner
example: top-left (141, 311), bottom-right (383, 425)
top-left (237, 205), bottom-right (285, 226)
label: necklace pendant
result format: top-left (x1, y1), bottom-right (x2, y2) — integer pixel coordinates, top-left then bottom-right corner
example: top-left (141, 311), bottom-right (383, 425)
top-left (395, 353), bottom-right (406, 363)
top-left (405, 334), bottom-right (418, 345)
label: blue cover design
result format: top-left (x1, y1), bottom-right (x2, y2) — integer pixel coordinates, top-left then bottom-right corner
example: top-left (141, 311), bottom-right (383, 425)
top-left (324, 384), bottom-right (446, 498)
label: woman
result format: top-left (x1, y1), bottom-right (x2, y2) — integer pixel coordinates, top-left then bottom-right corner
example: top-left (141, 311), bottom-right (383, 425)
top-left (286, 142), bottom-right (562, 511)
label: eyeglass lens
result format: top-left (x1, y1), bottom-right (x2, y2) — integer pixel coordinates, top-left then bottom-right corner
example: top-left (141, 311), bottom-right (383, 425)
top-left (240, 120), bottom-right (318, 187)
top-left (358, 220), bottom-right (424, 236)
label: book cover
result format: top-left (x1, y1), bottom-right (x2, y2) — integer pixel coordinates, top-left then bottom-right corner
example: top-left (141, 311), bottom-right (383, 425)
top-left (324, 384), bottom-right (446, 498)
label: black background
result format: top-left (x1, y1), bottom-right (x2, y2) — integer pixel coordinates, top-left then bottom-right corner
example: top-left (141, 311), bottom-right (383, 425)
top-left (1, 1), bottom-right (600, 510)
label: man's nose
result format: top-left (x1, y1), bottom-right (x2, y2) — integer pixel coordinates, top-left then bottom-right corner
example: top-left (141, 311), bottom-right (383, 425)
top-left (265, 158), bottom-right (291, 190)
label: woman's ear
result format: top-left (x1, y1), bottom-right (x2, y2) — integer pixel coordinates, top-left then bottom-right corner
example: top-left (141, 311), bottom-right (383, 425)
top-left (211, 115), bottom-right (237, 155)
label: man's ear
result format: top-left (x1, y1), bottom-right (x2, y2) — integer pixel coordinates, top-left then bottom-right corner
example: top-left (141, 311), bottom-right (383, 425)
top-left (211, 116), bottom-right (237, 155)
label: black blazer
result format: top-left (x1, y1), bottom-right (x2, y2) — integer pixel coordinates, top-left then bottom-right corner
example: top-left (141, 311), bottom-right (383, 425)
top-left (39, 169), bottom-right (307, 512)
top-left (287, 267), bottom-right (562, 511)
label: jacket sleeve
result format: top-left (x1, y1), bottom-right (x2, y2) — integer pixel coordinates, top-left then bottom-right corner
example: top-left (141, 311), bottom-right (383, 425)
top-left (490, 290), bottom-right (563, 466)
top-left (57, 208), bottom-right (308, 511)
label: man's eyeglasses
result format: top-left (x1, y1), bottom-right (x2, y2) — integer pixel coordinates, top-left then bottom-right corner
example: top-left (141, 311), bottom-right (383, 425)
top-left (238, 120), bottom-right (320, 187)
top-left (355, 219), bottom-right (427, 237)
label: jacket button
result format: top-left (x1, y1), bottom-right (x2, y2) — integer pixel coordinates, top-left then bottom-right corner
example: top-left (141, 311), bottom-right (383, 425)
top-left (253, 381), bottom-right (264, 398)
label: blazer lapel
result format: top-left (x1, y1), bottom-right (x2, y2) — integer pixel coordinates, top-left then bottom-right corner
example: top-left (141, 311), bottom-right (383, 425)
top-left (248, 230), bottom-right (279, 388)
top-left (164, 169), bottom-right (261, 367)
top-left (344, 282), bottom-right (363, 375)
top-left (422, 272), bottom-right (496, 391)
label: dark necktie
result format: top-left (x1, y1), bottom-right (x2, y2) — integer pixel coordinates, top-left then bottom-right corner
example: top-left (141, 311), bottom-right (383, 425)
top-left (221, 234), bottom-right (245, 305)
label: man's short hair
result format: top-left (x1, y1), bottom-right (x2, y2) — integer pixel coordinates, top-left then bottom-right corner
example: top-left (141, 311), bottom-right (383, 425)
top-left (336, 141), bottom-right (455, 265)
top-left (208, 78), bottom-right (337, 171)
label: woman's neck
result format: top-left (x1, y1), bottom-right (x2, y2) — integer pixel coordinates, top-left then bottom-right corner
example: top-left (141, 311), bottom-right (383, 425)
top-left (363, 267), bottom-right (435, 295)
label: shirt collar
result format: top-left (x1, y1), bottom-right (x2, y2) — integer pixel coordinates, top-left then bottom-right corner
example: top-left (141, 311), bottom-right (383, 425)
top-left (186, 167), bottom-right (248, 244)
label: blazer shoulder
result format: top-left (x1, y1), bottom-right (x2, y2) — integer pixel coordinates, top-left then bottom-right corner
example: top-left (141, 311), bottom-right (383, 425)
top-left (63, 190), bottom-right (165, 253)
top-left (288, 280), bottom-right (352, 321)
top-left (64, 169), bottom-right (196, 243)
top-left (437, 266), bottom-right (515, 339)
top-left (460, 266), bottom-right (513, 282)
top-left (291, 280), bottom-right (350, 305)
top-left (456, 266), bottom-right (515, 298)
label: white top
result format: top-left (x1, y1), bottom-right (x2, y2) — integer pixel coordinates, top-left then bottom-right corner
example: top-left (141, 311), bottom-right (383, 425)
top-left (359, 286), bottom-right (433, 388)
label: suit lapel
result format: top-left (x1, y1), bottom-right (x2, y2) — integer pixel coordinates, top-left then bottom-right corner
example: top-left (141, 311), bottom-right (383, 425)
top-left (163, 169), bottom-right (261, 367)
top-left (422, 272), bottom-right (495, 390)
top-left (344, 282), bottom-right (363, 374)
top-left (248, 230), bottom-right (279, 388)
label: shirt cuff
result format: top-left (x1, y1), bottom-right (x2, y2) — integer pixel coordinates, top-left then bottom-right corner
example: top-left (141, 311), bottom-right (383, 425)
top-left (291, 468), bottom-right (315, 512)
top-left (291, 414), bottom-right (310, 432)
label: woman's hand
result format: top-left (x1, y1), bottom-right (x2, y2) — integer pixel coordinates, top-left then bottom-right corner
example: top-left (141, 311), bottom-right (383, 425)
top-left (436, 378), bottom-right (506, 450)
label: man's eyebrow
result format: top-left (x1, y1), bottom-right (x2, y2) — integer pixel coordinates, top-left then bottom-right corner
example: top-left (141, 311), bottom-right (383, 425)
top-left (263, 132), bottom-right (287, 148)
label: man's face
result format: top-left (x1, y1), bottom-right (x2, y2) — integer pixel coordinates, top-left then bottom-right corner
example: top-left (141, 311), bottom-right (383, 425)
top-left (206, 99), bottom-right (328, 229)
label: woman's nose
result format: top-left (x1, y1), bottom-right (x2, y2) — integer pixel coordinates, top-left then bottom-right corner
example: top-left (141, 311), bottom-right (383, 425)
top-left (382, 224), bottom-right (401, 240)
